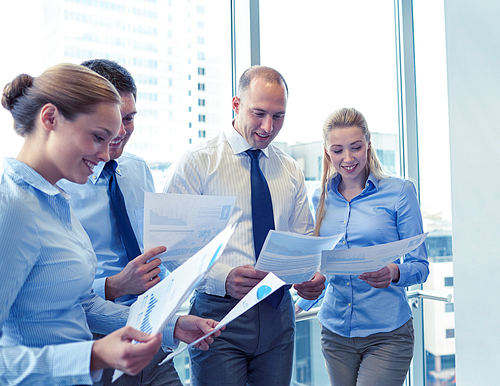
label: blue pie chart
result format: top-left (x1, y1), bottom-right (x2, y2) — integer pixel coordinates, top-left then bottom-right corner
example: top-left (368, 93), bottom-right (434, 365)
top-left (256, 285), bottom-right (272, 300)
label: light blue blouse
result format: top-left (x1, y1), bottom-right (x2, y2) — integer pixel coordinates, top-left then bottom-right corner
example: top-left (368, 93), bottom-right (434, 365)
top-left (297, 173), bottom-right (429, 338)
top-left (0, 158), bottom-right (176, 385)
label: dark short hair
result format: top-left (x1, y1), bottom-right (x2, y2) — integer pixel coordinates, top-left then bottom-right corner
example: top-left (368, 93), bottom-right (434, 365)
top-left (81, 59), bottom-right (137, 100)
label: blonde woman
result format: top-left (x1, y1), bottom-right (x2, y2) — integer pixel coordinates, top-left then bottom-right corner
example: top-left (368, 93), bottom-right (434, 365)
top-left (297, 108), bottom-right (429, 386)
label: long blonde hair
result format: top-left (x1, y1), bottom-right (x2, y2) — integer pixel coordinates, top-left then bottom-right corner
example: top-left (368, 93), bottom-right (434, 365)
top-left (314, 108), bottom-right (388, 236)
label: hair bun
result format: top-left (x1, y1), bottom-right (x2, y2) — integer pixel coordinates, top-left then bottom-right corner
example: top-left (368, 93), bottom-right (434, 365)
top-left (1, 74), bottom-right (34, 111)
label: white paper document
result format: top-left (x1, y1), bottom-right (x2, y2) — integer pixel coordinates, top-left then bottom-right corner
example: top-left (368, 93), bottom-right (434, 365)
top-left (254, 231), bottom-right (343, 284)
top-left (160, 272), bottom-right (286, 364)
top-left (144, 192), bottom-right (236, 261)
top-left (112, 224), bottom-right (236, 382)
top-left (320, 233), bottom-right (429, 276)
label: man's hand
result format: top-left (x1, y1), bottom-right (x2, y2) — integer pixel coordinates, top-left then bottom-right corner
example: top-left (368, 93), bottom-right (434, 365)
top-left (91, 326), bottom-right (162, 375)
top-left (105, 246), bottom-right (166, 300)
top-left (358, 263), bottom-right (400, 288)
top-left (174, 315), bottom-right (224, 351)
top-left (225, 265), bottom-right (268, 299)
top-left (293, 272), bottom-right (326, 300)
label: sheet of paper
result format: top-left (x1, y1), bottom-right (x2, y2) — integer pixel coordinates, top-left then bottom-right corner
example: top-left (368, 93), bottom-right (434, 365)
top-left (320, 232), bottom-right (429, 275)
top-left (112, 224), bottom-right (236, 382)
top-left (144, 192), bottom-right (236, 261)
top-left (254, 231), bottom-right (343, 284)
top-left (159, 272), bottom-right (286, 364)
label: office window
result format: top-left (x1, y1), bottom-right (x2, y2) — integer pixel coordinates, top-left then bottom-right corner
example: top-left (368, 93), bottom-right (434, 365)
top-left (445, 303), bottom-right (454, 313)
top-left (446, 329), bottom-right (455, 339)
top-left (198, 114), bottom-right (205, 122)
top-left (198, 130), bottom-right (206, 138)
top-left (198, 83), bottom-right (205, 91)
top-left (198, 67), bottom-right (205, 75)
top-left (444, 277), bottom-right (454, 287)
top-left (198, 98), bottom-right (205, 106)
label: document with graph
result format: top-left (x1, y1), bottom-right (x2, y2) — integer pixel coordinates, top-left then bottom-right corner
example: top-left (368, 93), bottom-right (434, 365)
top-left (144, 192), bottom-right (236, 261)
top-left (159, 271), bottom-right (286, 364)
top-left (112, 224), bottom-right (236, 382)
top-left (320, 232), bottom-right (429, 275)
top-left (254, 231), bottom-right (343, 284)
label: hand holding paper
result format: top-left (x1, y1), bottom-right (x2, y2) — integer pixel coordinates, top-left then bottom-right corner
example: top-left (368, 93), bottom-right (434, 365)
top-left (225, 265), bottom-right (268, 299)
top-left (321, 233), bottom-right (429, 276)
top-left (161, 272), bottom-right (286, 364)
top-left (112, 224), bottom-right (236, 382)
top-left (293, 271), bottom-right (326, 300)
top-left (254, 231), bottom-right (343, 284)
top-left (173, 315), bottom-right (223, 351)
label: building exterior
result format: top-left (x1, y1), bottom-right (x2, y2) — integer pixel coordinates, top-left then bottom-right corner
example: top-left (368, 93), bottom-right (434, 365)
top-left (42, 0), bottom-right (229, 166)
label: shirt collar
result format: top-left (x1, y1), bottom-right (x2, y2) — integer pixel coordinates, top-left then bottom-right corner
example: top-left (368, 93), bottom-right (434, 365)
top-left (329, 171), bottom-right (379, 193)
top-left (3, 157), bottom-right (65, 197)
top-left (225, 121), bottom-right (271, 158)
top-left (89, 159), bottom-right (123, 185)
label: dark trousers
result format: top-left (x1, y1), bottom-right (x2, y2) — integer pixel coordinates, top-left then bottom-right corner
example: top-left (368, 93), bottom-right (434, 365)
top-left (188, 291), bottom-right (295, 386)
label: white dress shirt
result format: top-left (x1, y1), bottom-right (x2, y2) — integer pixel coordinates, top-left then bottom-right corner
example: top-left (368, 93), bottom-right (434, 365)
top-left (163, 124), bottom-right (314, 296)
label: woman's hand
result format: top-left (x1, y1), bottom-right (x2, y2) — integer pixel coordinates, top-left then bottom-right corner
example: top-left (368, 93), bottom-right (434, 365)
top-left (90, 326), bottom-right (162, 375)
top-left (293, 272), bottom-right (326, 300)
top-left (358, 263), bottom-right (400, 288)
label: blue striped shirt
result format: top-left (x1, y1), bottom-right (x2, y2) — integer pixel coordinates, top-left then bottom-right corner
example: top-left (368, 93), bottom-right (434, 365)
top-left (297, 173), bottom-right (429, 337)
top-left (0, 158), bottom-right (176, 385)
top-left (163, 125), bottom-right (315, 296)
top-left (58, 152), bottom-right (161, 306)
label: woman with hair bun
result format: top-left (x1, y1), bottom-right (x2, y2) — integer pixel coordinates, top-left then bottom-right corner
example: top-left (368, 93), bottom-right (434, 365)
top-left (0, 63), bottom-right (220, 385)
top-left (296, 108), bottom-right (430, 386)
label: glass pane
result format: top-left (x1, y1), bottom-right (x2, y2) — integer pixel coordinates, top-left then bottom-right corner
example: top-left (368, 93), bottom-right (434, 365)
top-left (0, 0), bottom-right (233, 192)
top-left (1, 3), bottom-right (231, 383)
top-left (413, 0), bottom-right (455, 385)
top-left (259, 1), bottom-right (399, 384)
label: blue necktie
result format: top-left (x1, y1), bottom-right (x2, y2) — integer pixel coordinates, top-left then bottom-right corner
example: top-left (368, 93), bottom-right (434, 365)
top-left (104, 160), bottom-right (142, 261)
top-left (246, 149), bottom-right (284, 309)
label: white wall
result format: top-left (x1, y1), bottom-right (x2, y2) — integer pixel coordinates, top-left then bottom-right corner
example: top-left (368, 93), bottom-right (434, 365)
top-left (444, 1), bottom-right (500, 384)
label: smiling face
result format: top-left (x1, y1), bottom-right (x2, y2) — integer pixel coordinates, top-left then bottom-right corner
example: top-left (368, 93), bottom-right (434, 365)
top-left (44, 102), bottom-right (121, 185)
top-left (232, 77), bottom-right (287, 149)
top-left (108, 92), bottom-right (137, 160)
top-left (325, 125), bottom-right (370, 189)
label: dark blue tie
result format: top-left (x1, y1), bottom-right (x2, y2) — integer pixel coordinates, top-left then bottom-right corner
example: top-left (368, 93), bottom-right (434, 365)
top-left (104, 160), bottom-right (142, 261)
top-left (246, 149), bottom-right (284, 309)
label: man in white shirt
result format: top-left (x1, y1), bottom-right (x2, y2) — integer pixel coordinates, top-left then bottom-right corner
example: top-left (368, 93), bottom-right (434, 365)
top-left (163, 65), bottom-right (325, 386)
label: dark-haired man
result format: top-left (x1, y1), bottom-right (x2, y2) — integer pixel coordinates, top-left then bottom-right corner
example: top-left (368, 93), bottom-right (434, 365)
top-left (60, 59), bottom-right (185, 386)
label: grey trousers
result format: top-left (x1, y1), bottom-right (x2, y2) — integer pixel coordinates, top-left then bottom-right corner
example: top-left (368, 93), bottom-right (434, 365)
top-left (188, 291), bottom-right (295, 386)
top-left (321, 319), bottom-right (415, 386)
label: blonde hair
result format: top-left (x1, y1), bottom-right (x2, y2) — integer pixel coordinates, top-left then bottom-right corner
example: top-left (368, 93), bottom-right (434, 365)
top-left (314, 107), bottom-right (388, 236)
top-left (2, 63), bottom-right (121, 137)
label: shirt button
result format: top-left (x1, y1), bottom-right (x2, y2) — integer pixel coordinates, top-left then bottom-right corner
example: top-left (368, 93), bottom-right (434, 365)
top-left (347, 203), bottom-right (349, 207)
top-left (343, 240), bottom-right (346, 245)
top-left (343, 220), bottom-right (346, 224)
top-left (348, 303), bottom-right (352, 307)
top-left (347, 282), bottom-right (350, 286)
top-left (92, 175), bottom-right (97, 180)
